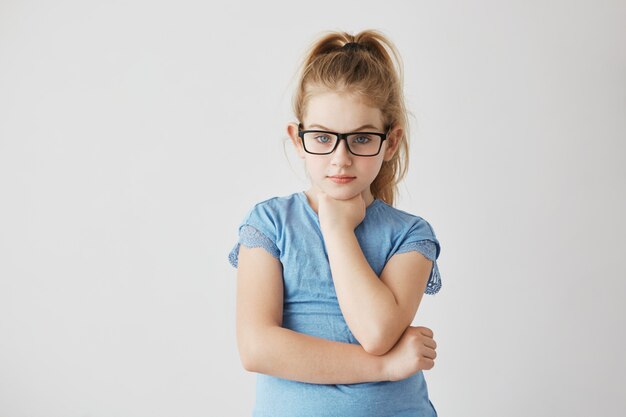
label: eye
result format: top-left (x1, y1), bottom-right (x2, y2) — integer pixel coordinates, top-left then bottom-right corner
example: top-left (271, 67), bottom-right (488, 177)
top-left (352, 135), bottom-right (372, 144)
top-left (314, 134), bottom-right (333, 143)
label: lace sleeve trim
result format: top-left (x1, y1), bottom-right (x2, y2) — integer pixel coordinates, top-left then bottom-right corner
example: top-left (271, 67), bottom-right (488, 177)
top-left (228, 224), bottom-right (280, 268)
top-left (395, 240), bottom-right (442, 295)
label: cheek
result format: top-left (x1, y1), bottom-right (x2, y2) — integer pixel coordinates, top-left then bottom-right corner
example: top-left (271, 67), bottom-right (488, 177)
top-left (303, 157), bottom-right (325, 174)
top-left (361, 158), bottom-right (385, 176)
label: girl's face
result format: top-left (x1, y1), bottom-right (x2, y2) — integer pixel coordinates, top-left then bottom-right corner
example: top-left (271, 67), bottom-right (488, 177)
top-left (287, 91), bottom-right (401, 209)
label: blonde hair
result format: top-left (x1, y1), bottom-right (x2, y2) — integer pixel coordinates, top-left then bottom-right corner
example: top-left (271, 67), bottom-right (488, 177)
top-left (291, 29), bottom-right (411, 206)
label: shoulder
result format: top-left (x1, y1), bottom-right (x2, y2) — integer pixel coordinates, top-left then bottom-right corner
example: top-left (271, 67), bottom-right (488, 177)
top-left (372, 200), bottom-right (438, 239)
top-left (371, 201), bottom-right (442, 265)
top-left (244, 192), bottom-right (300, 219)
top-left (249, 191), bottom-right (301, 210)
top-left (240, 192), bottom-right (302, 231)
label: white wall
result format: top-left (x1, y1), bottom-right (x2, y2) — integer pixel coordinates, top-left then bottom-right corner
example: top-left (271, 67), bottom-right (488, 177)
top-left (1, 1), bottom-right (624, 416)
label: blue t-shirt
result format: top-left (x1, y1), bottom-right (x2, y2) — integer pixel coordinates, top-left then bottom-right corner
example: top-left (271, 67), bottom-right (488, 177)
top-left (228, 191), bottom-right (441, 417)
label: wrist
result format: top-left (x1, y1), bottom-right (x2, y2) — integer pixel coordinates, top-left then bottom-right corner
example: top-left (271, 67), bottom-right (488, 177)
top-left (320, 222), bottom-right (354, 236)
top-left (378, 353), bottom-right (393, 382)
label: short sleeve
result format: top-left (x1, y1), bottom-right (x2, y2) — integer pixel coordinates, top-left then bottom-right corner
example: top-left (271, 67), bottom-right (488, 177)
top-left (394, 218), bottom-right (442, 295)
top-left (227, 202), bottom-right (281, 269)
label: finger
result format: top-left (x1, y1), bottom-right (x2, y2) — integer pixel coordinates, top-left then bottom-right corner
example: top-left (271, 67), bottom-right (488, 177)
top-left (418, 327), bottom-right (434, 338)
top-left (422, 337), bottom-right (437, 350)
top-left (422, 346), bottom-right (437, 360)
top-left (420, 358), bottom-right (435, 371)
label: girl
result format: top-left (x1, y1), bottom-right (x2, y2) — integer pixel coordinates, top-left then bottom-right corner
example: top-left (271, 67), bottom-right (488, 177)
top-left (228, 29), bottom-right (442, 417)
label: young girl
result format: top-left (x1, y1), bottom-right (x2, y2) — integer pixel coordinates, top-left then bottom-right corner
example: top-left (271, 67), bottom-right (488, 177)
top-left (228, 29), bottom-right (442, 417)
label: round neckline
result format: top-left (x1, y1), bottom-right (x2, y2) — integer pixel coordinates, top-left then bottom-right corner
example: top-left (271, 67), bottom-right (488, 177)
top-left (297, 191), bottom-right (382, 220)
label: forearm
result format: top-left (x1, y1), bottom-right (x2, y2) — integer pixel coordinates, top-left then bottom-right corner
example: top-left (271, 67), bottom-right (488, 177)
top-left (323, 228), bottom-right (399, 351)
top-left (246, 325), bottom-right (388, 384)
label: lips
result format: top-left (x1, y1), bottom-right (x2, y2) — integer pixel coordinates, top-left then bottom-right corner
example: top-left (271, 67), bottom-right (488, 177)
top-left (328, 175), bottom-right (356, 184)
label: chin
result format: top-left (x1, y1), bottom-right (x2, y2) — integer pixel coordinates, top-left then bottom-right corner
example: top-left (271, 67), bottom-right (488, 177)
top-left (321, 184), bottom-right (367, 201)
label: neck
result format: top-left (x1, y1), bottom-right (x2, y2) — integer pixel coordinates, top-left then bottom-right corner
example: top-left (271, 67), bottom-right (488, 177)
top-left (362, 189), bottom-right (375, 206)
top-left (304, 188), bottom-right (375, 214)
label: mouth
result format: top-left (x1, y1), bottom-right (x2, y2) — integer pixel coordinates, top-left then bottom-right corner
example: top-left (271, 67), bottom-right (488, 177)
top-left (328, 175), bottom-right (356, 184)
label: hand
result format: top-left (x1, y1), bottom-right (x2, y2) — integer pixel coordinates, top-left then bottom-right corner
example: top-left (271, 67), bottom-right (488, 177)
top-left (382, 326), bottom-right (437, 381)
top-left (317, 191), bottom-right (366, 233)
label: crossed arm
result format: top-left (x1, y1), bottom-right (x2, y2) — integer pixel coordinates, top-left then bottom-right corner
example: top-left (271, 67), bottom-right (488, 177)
top-left (322, 226), bottom-right (433, 355)
top-left (235, 234), bottom-right (433, 384)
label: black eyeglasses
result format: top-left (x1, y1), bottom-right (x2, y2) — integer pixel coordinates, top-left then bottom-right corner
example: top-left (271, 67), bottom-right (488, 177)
top-left (297, 123), bottom-right (390, 156)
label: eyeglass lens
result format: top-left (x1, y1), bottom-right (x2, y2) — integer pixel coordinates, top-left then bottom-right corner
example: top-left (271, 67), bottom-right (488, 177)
top-left (302, 132), bottom-right (382, 155)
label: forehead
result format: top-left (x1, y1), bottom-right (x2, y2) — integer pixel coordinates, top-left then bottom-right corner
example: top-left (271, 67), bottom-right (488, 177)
top-left (303, 92), bottom-right (384, 131)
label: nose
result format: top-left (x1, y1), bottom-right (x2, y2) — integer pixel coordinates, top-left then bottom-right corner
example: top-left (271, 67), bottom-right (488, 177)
top-left (330, 138), bottom-right (352, 167)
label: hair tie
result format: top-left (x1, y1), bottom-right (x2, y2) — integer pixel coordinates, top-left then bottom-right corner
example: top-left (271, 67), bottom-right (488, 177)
top-left (342, 42), bottom-right (362, 51)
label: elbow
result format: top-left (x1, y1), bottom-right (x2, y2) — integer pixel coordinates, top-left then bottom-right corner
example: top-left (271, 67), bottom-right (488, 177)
top-left (239, 347), bottom-right (257, 372)
top-left (360, 331), bottom-right (394, 356)
top-left (237, 329), bottom-right (266, 372)
top-left (362, 340), bottom-right (392, 356)
top-left (237, 324), bottom-right (279, 372)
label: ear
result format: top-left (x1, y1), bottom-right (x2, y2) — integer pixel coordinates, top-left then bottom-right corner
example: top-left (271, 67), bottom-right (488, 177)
top-left (287, 122), bottom-right (306, 159)
top-left (383, 125), bottom-right (403, 162)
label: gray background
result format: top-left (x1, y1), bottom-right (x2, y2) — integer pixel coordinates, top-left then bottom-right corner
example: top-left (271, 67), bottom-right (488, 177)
top-left (1, 0), bottom-right (625, 416)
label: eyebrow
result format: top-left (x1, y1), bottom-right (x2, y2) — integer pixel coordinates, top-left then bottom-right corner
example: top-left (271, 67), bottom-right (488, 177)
top-left (307, 123), bottom-right (382, 132)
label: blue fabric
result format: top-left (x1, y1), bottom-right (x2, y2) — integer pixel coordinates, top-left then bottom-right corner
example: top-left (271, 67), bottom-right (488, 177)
top-left (228, 191), bottom-right (441, 417)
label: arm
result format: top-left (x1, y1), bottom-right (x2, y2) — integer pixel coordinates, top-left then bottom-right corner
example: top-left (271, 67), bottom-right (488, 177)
top-left (236, 245), bottom-right (388, 384)
top-left (322, 227), bottom-right (433, 356)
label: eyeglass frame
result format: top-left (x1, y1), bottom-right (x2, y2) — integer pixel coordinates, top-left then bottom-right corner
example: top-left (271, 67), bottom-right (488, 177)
top-left (297, 123), bottom-right (391, 156)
